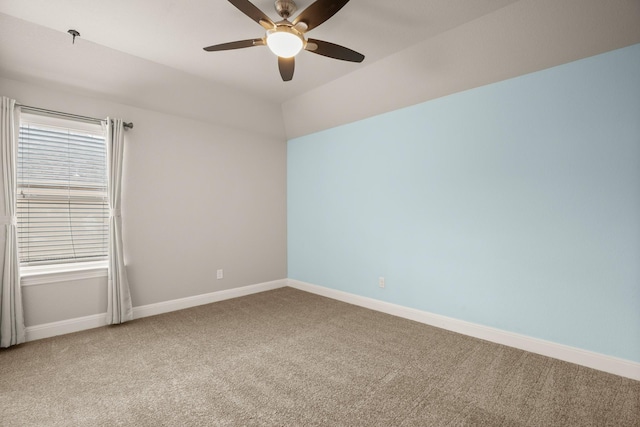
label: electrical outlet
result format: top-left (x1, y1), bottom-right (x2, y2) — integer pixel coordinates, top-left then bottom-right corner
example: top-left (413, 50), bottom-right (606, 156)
top-left (378, 276), bottom-right (385, 288)
top-left (216, 269), bottom-right (223, 280)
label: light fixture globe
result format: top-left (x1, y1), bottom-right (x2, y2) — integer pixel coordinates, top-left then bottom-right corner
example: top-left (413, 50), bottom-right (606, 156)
top-left (266, 27), bottom-right (304, 58)
top-left (202, 0), bottom-right (366, 82)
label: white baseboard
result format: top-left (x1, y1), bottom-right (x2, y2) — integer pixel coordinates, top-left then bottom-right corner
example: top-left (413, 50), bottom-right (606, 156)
top-left (25, 313), bottom-right (106, 342)
top-left (287, 279), bottom-right (640, 381)
top-left (24, 278), bottom-right (639, 381)
top-left (132, 279), bottom-right (287, 319)
top-left (25, 279), bottom-right (288, 342)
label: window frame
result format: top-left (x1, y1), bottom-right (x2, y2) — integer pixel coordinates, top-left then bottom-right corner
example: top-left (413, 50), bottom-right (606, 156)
top-left (17, 113), bottom-right (110, 283)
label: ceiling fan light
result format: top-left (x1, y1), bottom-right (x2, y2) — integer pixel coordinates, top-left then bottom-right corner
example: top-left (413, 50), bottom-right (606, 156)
top-left (266, 30), bottom-right (304, 58)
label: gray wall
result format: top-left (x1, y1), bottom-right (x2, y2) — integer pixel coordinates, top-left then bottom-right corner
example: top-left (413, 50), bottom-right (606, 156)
top-left (1, 76), bottom-right (287, 326)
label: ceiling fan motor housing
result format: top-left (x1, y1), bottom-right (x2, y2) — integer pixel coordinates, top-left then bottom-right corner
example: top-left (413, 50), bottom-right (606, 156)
top-left (275, 0), bottom-right (297, 18)
top-left (203, 0), bottom-right (365, 81)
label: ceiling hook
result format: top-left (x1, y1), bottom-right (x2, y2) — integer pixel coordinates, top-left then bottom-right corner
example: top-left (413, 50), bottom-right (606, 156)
top-left (67, 29), bottom-right (80, 44)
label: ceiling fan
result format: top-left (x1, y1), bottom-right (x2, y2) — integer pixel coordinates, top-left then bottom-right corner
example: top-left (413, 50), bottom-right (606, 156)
top-left (203, 0), bottom-right (365, 81)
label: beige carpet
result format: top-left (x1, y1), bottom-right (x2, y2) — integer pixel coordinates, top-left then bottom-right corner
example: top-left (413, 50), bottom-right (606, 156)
top-left (1, 287), bottom-right (638, 426)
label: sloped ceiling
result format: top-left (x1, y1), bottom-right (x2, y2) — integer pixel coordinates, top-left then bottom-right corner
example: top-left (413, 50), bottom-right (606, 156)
top-left (283, 0), bottom-right (640, 138)
top-left (1, 0), bottom-right (639, 139)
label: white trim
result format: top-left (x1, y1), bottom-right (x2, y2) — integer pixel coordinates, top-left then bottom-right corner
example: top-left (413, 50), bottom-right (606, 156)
top-left (21, 261), bottom-right (108, 286)
top-left (132, 279), bottom-right (287, 319)
top-left (24, 279), bottom-right (288, 342)
top-left (21, 260), bottom-right (108, 274)
top-left (24, 277), bottom-right (639, 380)
top-left (25, 313), bottom-right (106, 342)
top-left (287, 279), bottom-right (640, 381)
top-left (20, 111), bottom-right (104, 133)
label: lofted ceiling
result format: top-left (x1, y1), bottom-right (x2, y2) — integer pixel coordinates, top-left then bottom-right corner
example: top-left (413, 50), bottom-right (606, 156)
top-left (1, 0), bottom-right (639, 139)
top-left (0, 0), bottom-right (521, 103)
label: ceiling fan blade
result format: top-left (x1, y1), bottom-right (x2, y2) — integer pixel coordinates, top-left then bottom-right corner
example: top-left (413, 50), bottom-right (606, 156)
top-left (305, 38), bottom-right (364, 62)
top-left (292, 0), bottom-right (350, 32)
top-left (278, 56), bottom-right (295, 81)
top-left (203, 38), bottom-right (265, 52)
top-left (228, 0), bottom-right (275, 30)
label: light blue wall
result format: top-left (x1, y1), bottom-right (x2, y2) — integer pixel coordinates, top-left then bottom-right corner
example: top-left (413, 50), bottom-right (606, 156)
top-left (288, 44), bottom-right (640, 362)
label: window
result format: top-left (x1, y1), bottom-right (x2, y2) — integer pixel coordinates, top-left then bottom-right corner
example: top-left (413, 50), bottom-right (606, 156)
top-left (17, 114), bottom-right (108, 267)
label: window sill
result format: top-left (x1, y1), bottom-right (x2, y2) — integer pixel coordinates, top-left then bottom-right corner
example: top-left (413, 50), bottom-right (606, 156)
top-left (21, 261), bottom-right (108, 286)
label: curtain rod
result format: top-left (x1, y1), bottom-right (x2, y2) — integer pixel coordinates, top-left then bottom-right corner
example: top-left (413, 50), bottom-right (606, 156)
top-left (16, 104), bottom-right (133, 129)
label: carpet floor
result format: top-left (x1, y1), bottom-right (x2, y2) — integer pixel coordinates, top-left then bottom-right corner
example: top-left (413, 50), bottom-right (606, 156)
top-left (1, 287), bottom-right (638, 426)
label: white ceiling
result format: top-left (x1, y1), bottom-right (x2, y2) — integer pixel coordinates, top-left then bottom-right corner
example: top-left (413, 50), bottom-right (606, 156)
top-left (1, 0), bottom-right (639, 139)
top-left (0, 0), bottom-right (520, 103)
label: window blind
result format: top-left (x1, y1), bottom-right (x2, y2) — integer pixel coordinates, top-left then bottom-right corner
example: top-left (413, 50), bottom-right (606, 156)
top-left (17, 121), bottom-right (108, 265)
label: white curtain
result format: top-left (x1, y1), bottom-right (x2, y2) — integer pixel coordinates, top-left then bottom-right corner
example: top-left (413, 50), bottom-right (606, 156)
top-left (105, 118), bottom-right (133, 324)
top-left (0, 97), bottom-right (24, 347)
